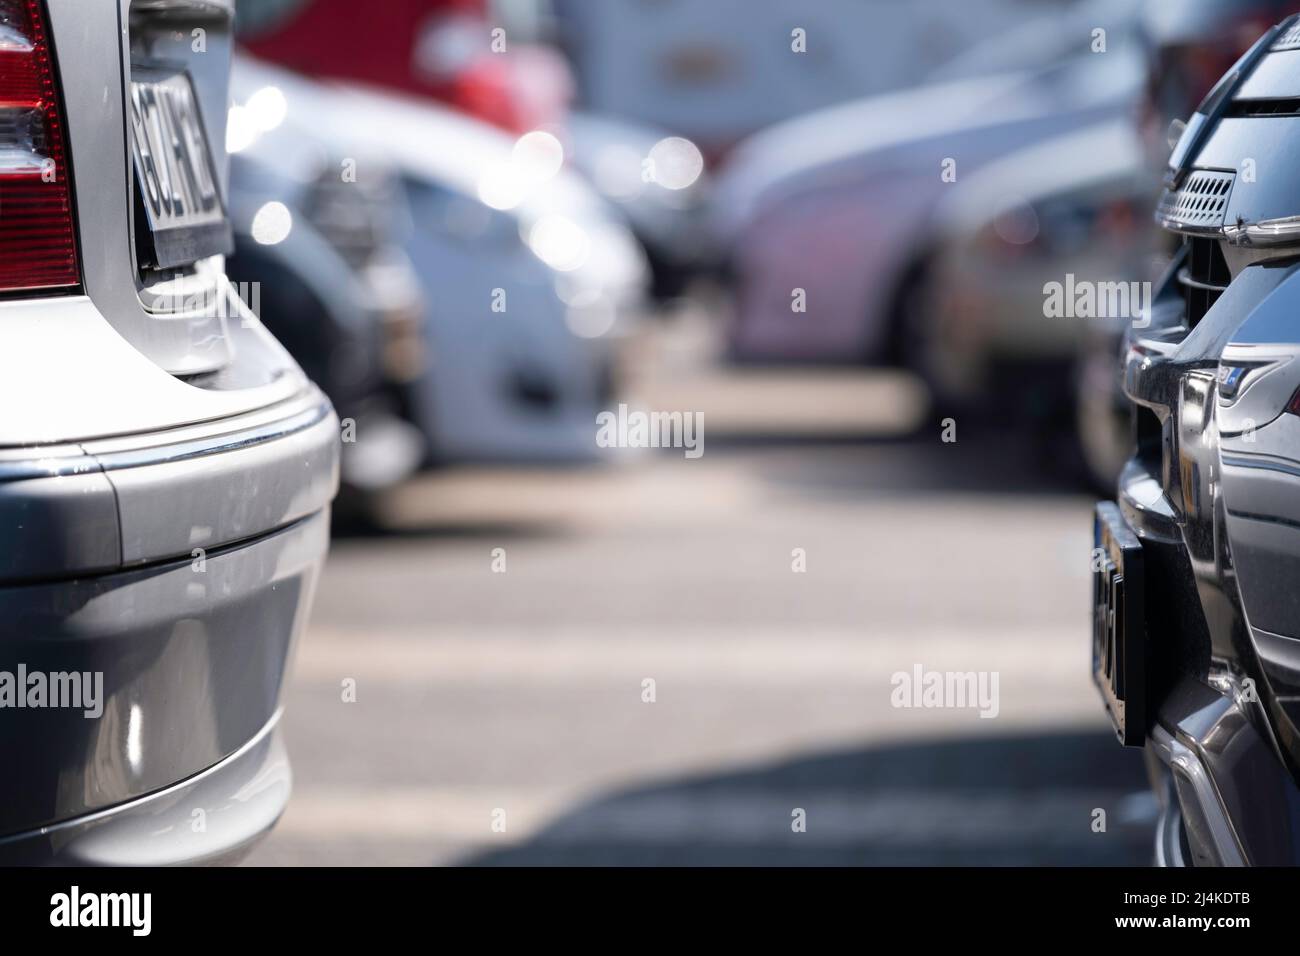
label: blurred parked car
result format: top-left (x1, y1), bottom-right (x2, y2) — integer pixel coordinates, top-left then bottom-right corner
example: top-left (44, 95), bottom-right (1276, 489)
top-left (1096, 14), bottom-right (1300, 865)
top-left (271, 76), bottom-right (650, 462)
top-left (0, 0), bottom-right (336, 863)
top-left (711, 0), bottom-right (1145, 366)
top-left (916, 120), bottom-right (1157, 487)
top-left (226, 57), bottom-right (428, 515)
top-left (564, 112), bottom-right (714, 298)
top-left (1137, 0), bottom-right (1294, 164)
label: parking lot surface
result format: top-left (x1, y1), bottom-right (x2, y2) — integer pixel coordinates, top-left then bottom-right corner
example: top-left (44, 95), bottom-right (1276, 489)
top-left (247, 321), bottom-right (1153, 866)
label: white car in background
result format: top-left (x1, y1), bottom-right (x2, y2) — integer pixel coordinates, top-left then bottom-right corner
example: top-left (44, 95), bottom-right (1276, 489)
top-left (233, 60), bottom-right (650, 464)
top-left (337, 87), bottom-right (650, 464)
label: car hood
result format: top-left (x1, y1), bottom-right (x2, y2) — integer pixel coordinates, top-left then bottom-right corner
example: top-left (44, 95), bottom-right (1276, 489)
top-left (1158, 26), bottom-right (1300, 245)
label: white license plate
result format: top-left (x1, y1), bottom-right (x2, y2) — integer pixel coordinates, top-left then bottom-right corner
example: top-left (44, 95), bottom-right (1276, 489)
top-left (128, 65), bottom-right (232, 270)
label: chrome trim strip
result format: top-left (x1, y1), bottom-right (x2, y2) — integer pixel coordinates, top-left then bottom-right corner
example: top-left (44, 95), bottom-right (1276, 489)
top-left (1150, 724), bottom-right (1247, 866)
top-left (91, 400), bottom-right (331, 472)
top-left (0, 454), bottom-right (100, 483)
top-left (0, 707), bottom-right (282, 848)
top-left (0, 390), bottom-right (332, 483)
top-left (1222, 452), bottom-right (1300, 481)
top-left (1153, 781), bottom-right (1186, 868)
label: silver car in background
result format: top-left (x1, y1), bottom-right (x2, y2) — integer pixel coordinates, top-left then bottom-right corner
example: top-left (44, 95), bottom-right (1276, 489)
top-left (0, 0), bottom-right (337, 863)
top-left (313, 83), bottom-right (650, 464)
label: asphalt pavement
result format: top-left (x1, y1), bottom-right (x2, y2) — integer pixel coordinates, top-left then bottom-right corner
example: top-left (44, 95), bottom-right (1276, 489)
top-left (245, 311), bottom-right (1153, 866)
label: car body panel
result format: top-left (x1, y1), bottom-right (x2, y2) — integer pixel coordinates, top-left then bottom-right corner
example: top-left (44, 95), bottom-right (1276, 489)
top-left (4, 0), bottom-right (311, 443)
top-left (237, 0), bottom-right (572, 134)
top-left (0, 510), bottom-right (326, 837)
top-left (0, 0), bottom-right (338, 864)
top-left (0, 707), bottom-right (290, 865)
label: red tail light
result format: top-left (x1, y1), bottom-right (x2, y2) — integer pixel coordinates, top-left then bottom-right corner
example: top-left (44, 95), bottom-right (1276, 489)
top-left (0, 0), bottom-right (78, 292)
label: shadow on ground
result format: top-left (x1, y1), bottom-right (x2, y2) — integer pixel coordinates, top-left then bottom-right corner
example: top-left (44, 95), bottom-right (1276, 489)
top-left (743, 428), bottom-right (1097, 500)
top-left (458, 729), bottom-right (1154, 866)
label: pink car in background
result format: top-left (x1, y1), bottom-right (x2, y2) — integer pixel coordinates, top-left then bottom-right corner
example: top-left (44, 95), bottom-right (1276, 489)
top-left (711, 0), bottom-right (1145, 365)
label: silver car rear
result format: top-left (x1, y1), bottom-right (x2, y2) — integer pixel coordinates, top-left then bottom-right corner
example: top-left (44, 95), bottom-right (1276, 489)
top-left (0, 0), bottom-right (337, 864)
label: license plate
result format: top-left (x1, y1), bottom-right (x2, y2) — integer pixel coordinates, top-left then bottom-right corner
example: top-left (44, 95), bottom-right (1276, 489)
top-left (1092, 502), bottom-right (1147, 746)
top-left (128, 64), bottom-right (232, 270)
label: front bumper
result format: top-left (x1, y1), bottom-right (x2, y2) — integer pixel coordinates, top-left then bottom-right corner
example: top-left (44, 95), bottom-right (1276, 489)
top-left (1100, 455), bottom-right (1300, 865)
top-left (1146, 678), bottom-right (1300, 866)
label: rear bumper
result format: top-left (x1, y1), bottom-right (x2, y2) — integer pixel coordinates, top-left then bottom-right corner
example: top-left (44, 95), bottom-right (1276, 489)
top-left (0, 387), bottom-right (338, 583)
top-left (0, 508), bottom-right (328, 841)
top-left (0, 390), bottom-right (337, 845)
top-left (0, 711), bottom-right (289, 866)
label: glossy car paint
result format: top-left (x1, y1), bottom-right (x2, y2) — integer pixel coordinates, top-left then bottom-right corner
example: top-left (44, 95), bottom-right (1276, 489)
top-left (236, 0), bottom-right (572, 134)
top-left (0, 0), bottom-right (338, 863)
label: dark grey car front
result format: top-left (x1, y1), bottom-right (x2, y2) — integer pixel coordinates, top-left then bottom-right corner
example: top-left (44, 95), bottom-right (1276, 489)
top-left (1096, 17), bottom-right (1300, 865)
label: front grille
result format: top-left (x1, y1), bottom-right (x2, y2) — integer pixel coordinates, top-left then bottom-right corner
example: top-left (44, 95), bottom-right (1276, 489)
top-left (1156, 170), bottom-right (1235, 231)
top-left (1177, 236), bottom-right (1231, 329)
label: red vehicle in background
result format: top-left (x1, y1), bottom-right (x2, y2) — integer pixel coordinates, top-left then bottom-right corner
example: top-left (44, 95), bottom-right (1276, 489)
top-left (236, 0), bottom-right (571, 133)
